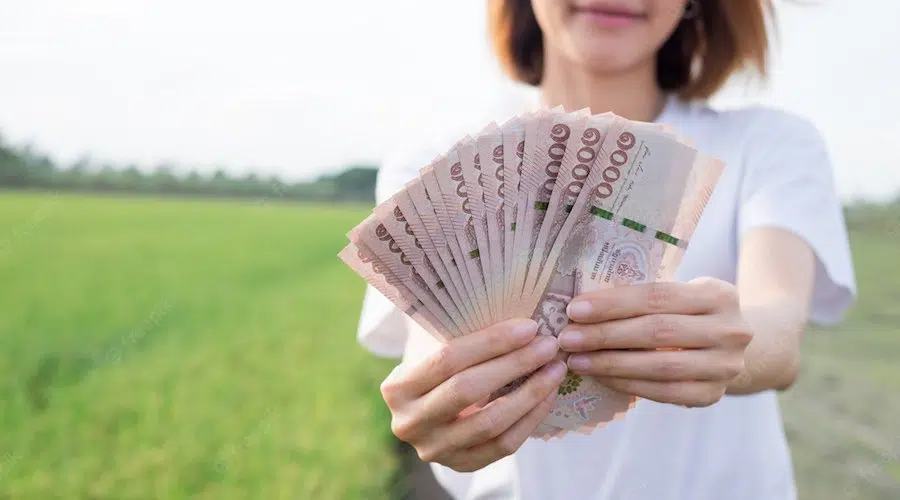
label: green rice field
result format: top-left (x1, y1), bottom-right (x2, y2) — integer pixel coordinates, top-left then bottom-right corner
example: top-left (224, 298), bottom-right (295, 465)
top-left (0, 191), bottom-right (896, 499)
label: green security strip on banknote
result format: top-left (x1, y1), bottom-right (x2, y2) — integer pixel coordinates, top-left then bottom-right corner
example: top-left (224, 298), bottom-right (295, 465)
top-left (590, 205), bottom-right (688, 249)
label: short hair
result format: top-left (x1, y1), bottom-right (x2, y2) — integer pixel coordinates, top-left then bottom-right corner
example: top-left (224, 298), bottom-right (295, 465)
top-left (488, 0), bottom-right (773, 99)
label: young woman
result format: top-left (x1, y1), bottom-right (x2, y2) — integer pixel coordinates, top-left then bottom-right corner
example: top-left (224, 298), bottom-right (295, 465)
top-left (357, 1), bottom-right (857, 498)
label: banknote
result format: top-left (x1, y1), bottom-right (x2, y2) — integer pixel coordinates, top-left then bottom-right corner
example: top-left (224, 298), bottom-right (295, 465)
top-left (501, 116), bottom-right (528, 316)
top-left (338, 242), bottom-right (449, 342)
top-left (419, 162), bottom-right (489, 327)
top-left (373, 198), bottom-right (474, 335)
top-left (507, 110), bottom-right (552, 316)
top-left (348, 214), bottom-right (461, 335)
top-left (519, 114), bottom-right (597, 310)
top-left (519, 113), bottom-right (613, 306)
top-left (432, 149), bottom-right (494, 325)
top-left (456, 135), bottom-right (498, 322)
top-left (395, 184), bottom-right (480, 330)
top-left (476, 127), bottom-right (507, 321)
top-left (510, 108), bottom-right (589, 317)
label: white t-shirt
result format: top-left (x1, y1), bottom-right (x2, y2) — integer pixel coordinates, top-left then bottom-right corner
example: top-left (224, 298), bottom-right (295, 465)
top-left (355, 96), bottom-right (857, 500)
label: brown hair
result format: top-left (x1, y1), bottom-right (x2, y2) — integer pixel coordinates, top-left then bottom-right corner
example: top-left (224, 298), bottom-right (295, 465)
top-left (488, 0), bottom-right (774, 99)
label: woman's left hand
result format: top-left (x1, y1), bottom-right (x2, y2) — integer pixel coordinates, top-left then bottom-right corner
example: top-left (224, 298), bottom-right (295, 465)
top-left (558, 277), bottom-right (754, 408)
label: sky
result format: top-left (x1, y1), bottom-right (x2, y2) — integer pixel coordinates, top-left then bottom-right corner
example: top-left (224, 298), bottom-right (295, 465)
top-left (0, 1), bottom-right (898, 201)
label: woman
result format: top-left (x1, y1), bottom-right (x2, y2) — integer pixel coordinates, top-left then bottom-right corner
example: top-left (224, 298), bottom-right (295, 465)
top-left (357, 1), bottom-right (857, 499)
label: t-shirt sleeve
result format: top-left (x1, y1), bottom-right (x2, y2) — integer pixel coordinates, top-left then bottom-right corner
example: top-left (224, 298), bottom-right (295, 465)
top-left (356, 148), bottom-right (439, 358)
top-left (737, 110), bottom-right (857, 325)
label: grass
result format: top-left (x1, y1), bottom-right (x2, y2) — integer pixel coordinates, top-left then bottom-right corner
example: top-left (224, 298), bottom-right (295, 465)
top-left (0, 191), bottom-right (897, 499)
top-left (0, 191), bottom-right (395, 499)
top-left (779, 223), bottom-right (900, 499)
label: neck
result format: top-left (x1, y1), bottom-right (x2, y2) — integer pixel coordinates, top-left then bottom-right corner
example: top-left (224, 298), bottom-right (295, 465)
top-left (539, 48), bottom-right (666, 123)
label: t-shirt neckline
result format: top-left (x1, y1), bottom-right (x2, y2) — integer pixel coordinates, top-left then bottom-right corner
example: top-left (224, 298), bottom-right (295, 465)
top-left (529, 91), bottom-right (681, 123)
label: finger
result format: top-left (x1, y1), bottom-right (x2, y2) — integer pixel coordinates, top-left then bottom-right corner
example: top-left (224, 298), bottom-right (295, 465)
top-left (447, 380), bottom-right (560, 473)
top-left (592, 377), bottom-right (726, 408)
top-left (566, 348), bottom-right (745, 382)
top-left (566, 280), bottom-right (730, 323)
top-left (418, 334), bottom-right (560, 423)
top-left (440, 361), bottom-right (567, 449)
top-left (416, 361), bottom-right (564, 466)
top-left (558, 314), bottom-right (723, 352)
top-left (385, 318), bottom-right (538, 400)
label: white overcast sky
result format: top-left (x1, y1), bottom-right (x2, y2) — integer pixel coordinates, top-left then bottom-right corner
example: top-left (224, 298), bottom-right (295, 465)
top-left (0, 1), bottom-right (898, 200)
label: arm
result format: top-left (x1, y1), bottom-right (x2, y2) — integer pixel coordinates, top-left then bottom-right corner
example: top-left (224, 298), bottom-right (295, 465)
top-left (727, 227), bottom-right (815, 394)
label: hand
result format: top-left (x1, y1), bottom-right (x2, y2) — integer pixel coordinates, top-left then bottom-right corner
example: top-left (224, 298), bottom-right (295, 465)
top-left (557, 278), bottom-right (754, 408)
top-left (381, 319), bottom-right (567, 472)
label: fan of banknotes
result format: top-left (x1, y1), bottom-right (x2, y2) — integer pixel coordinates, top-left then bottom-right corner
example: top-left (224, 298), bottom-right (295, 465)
top-left (339, 107), bottom-right (724, 439)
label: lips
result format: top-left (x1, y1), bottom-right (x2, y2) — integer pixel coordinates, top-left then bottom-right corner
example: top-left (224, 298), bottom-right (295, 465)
top-left (572, 2), bottom-right (646, 21)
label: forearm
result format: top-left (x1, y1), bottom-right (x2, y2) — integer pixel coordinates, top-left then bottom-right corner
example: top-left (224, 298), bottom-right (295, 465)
top-left (729, 227), bottom-right (815, 395)
top-left (726, 299), bottom-right (806, 395)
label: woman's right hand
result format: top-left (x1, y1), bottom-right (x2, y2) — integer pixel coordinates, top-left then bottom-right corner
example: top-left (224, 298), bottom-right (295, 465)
top-left (380, 318), bottom-right (567, 472)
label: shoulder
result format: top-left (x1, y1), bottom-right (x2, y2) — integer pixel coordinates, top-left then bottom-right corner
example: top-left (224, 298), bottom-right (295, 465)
top-left (680, 100), bottom-right (827, 151)
top-left (671, 100), bottom-right (833, 185)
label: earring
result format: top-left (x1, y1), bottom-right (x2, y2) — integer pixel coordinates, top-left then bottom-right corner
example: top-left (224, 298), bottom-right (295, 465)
top-left (683, 0), bottom-right (700, 20)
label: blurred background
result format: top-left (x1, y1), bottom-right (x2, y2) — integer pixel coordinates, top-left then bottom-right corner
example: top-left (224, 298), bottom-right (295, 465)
top-left (0, 1), bottom-right (897, 499)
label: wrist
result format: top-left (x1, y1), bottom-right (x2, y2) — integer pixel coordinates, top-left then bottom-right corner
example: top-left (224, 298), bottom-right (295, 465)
top-left (725, 308), bottom-right (803, 395)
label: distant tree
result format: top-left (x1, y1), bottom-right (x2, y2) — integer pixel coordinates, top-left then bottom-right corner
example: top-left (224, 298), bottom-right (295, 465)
top-left (120, 165), bottom-right (145, 192)
top-left (59, 156), bottom-right (94, 190)
top-left (182, 170), bottom-right (205, 195)
top-left (150, 164), bottom-right (179, 193)
top-left (92, 165), bottom-right (122, 191)
top-left (0, 137), bottom-right (29, 186)
top-left (17, 143), bottom-right (56, 187)
top-left (328, 165), bottom-right (378, 202)
top-left (241, 172), bottom-right (264, 198)
top-left (0, 131), bottom-right (380, 204)
top-left (209, 169), bottom-right (232, 197)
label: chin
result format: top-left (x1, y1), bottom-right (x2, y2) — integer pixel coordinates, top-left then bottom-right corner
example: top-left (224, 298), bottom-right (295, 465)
top-left (562, 26), bottom-right (655, 74)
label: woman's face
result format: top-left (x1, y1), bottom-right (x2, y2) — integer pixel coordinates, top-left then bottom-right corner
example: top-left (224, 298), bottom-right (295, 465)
top-left (531, 0), bottom-right (689, 74)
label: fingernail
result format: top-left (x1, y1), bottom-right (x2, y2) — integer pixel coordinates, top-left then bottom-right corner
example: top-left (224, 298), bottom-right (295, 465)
top-left (567, 300), bottom-right (592, 319)
top-left (510, 319), bottom-right (538, 340)
top-left (557, 330), bottom-right (583, 350)
top-left (533, 335), bottom-right (559, 357)
top-left (546, 361), bottom-right (568, 381)
top-left (567, 354), bottom-right (589, 372)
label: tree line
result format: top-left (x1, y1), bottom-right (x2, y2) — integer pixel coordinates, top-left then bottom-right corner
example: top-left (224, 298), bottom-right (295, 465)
top-left (1, 134), bottom-right (899, 212)
top-left (0, 135), bottom-right (378, 204)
